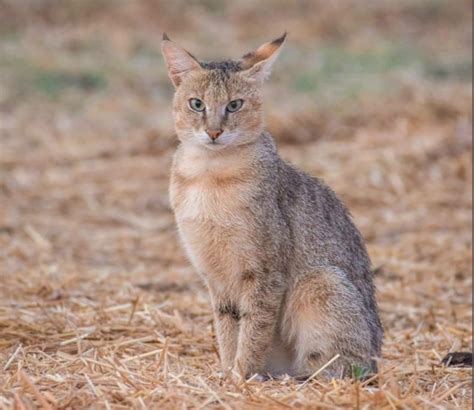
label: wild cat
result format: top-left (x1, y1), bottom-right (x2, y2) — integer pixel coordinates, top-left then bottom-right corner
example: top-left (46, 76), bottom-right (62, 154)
top-left (161, 33), bottom-right (383, 380)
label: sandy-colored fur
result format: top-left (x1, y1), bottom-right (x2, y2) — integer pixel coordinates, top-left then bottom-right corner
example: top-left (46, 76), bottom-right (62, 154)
top-left (162, 34), bottom-right (383, 380)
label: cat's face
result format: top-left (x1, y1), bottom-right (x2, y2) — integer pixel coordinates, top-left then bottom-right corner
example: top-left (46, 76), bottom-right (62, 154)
top-left (162, 34), bottom-right (285, 151)
top-left (172, 69), bottom-right (263, 150)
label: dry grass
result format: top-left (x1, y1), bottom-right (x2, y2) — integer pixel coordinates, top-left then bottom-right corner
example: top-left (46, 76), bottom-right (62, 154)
top-left (0, 1), bottom-right (472, 408)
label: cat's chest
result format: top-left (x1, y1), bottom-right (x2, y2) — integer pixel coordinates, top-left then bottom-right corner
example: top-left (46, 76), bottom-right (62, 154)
top-left (170, 176), bottom-right (252, 222)
top-left (170, 173), bottom-right (260, 281)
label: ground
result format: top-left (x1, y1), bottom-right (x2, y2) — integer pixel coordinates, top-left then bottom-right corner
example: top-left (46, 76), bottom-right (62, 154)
top-left (0, 1), bottom-right (472, 408)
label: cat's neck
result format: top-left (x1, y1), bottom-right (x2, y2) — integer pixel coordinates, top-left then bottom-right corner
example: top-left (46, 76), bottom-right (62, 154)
top-left (173, 138), bottom-right (262, 181)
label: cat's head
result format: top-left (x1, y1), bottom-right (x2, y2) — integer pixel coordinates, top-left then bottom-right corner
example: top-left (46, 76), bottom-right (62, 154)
top-left (161, 33), bottom-right (285, 151)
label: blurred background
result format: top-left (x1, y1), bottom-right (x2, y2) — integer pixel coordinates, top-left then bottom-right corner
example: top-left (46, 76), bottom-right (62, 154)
top-left (0, 1), bottom-right (472, 407)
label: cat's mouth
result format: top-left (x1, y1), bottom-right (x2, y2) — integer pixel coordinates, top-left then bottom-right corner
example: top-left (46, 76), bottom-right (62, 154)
top-left (197, 131), bottom-right (237, 150)
top-left (203, 139), bottom-right (228, 150)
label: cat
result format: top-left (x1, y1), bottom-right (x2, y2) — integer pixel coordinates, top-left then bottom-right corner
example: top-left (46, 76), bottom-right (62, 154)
top-left (161, 33), bottom-right (383, 380)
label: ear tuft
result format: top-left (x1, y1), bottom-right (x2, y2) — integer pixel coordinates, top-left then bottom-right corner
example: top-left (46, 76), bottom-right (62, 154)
top-left (161, 36), bottom-right (202, 88)
top-left (241, 33), bottom-right (287, 81)
top-left (271, 31), bottom-right (287, 47)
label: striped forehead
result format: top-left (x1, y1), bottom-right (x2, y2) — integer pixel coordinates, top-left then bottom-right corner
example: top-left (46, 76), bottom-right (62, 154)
top-left (183, 60), bottom-right (256, 105)
top-left (199, 70), bottom-right (240, 105)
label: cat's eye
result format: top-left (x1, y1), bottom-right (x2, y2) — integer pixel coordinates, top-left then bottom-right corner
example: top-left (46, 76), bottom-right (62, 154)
top-left (189, 98), bottom-right (205, 112)
top-left (226, 99), bottom-right (243, 113)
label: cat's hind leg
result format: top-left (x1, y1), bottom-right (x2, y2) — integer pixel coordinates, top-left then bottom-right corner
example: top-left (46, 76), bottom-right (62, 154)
top-left (282, 267), bottom-right (378, 380)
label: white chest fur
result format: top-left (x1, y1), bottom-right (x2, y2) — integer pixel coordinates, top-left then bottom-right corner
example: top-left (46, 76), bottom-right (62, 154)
top-left (172, 177), bottom-right (252, 223)
top-left (170, 147), bottom-right (260, 289)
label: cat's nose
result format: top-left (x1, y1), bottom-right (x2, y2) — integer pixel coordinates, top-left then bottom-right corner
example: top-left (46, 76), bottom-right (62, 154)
top-left (206, 128), bottom-right (223, 141)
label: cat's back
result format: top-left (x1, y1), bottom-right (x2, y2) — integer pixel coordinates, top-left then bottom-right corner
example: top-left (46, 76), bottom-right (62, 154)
top-left (273, 153), bottom-right (372, 276)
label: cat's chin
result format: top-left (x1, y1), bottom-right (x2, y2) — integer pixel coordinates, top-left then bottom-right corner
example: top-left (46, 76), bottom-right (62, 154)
top-left (196, 140), bottom-right (234, 151)
top-left (201, 142), bottom-right (230, 151)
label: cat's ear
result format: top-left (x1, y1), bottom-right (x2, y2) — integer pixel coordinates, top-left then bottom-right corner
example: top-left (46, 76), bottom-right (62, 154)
top-left (161, 33), bottom-right (202, 87)
top-left (241, 33), bottom-right (286, 82)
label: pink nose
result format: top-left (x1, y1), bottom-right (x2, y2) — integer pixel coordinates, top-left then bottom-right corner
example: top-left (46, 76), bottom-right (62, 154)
top-left (206, 129), bottom-right (223, 141)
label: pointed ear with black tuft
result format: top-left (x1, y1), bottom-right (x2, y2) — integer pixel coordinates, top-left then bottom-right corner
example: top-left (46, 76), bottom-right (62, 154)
top-left (240, 32), bottom-right (286, 82)
top-left (161, 33), bottom-right (202, 87)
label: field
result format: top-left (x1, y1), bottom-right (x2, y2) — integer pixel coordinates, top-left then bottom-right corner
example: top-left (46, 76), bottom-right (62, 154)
top-left (0, 1), bottom-right (472, 408)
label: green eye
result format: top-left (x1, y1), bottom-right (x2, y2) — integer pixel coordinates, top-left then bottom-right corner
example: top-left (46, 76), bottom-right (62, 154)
top-left (226, 99), bottom-right (243, 113)
top-left (189, 98), bottom-right (205, 112)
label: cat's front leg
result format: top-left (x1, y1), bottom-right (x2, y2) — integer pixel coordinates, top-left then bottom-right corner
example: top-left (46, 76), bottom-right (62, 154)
top-left (210, 296), bottom-right (240, 372)
top-left (234, 272), bottom-right (285, 379)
